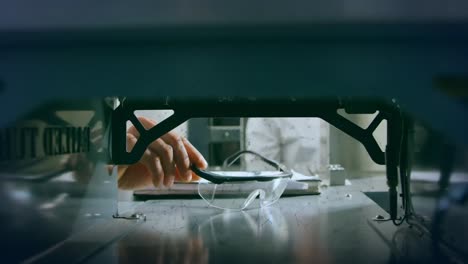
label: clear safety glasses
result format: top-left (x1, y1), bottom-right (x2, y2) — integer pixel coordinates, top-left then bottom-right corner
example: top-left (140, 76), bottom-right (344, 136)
top-left (191, 150), bottom-right (292, 210)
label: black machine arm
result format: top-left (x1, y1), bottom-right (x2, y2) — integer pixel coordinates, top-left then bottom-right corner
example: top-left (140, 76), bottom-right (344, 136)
top-left (110, 97), bottom-right (403, 220)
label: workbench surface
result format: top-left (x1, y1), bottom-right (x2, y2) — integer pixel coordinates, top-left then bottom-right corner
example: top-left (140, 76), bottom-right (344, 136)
top-left (26, 174), bottom-right (437, 264)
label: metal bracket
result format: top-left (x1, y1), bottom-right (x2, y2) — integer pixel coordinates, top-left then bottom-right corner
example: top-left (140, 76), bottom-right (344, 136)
top-left (112, 212), bottom-right (147, 221)
top-left (110, 98), bottom-right (398, 164)
top-left (321, 110), bottom-right (386, 165)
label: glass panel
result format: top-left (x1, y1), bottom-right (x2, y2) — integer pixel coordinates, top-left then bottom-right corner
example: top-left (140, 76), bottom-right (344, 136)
top-left (0, 99), bottom-right (117, 263)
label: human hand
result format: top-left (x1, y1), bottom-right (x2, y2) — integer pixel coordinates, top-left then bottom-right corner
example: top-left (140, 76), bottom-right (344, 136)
top-left (117, 116), bottom-right (207, 190)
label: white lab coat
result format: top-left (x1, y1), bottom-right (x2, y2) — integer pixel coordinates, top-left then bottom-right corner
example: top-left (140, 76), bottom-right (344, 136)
top-left (245, 118), bottom-right (329, 175)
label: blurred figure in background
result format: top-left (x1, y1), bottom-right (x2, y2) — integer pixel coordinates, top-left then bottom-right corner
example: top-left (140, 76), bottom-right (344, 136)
top-left (245, 118), bottom-right (329, 176)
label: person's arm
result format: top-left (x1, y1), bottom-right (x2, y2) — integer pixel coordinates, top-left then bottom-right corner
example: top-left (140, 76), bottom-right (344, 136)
top-left (118, 116), bottom-right (207, 190)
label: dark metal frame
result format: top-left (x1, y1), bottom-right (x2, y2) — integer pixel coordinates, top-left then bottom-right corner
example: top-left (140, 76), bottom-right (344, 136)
top-left (110, 97), bottom-right (403, 220)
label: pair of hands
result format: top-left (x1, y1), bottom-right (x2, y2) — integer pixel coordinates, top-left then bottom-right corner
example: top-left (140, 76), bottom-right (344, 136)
top-left (118, 117), bottom-right (207, 190)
